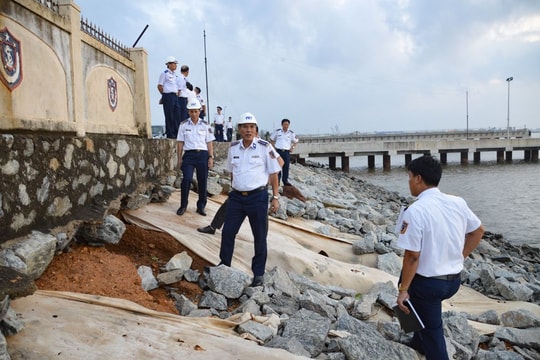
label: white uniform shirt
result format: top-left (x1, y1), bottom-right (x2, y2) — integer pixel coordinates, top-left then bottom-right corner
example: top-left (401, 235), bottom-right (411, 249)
top-left (196, 94), bottom-right (205, 108)
top-left (214, 113), bottom-right (225, 125)
top-left (397, 188), bottom-right (482, 277)
top-left (270, 129), bottom-right (299, 150)
top-left (158, 69), bottom-right (180, 94)
top-left (176, 119), bottom-right (215, 150)
top-left (226, 139), bottom-right (281, 191)
top-left (177, 76), bottom-right (188, 98)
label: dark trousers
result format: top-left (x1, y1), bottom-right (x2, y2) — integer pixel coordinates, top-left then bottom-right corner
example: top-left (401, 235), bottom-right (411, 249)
top-left (180, 151), bottom-right (209, 211)
top-left (219, 190), bottom-right (268, 276)
top-left (162, 93), bottom-right (181, 139)
top-left (211, 198), bottom-right (228, 229)
top-left (407, 274), bottom-right (461, 360)
top-left (276, 149), bottom-right (291, 184)
top-left (226, 128), bottom-right (233, 142)
top-left (179, 97), bottom-right (188, 123)
top-left (215, 124), bottom-right (224, 142)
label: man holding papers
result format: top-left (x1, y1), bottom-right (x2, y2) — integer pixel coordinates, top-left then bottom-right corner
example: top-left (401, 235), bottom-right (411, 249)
top-left (395, 155), bottom-right (485, 360)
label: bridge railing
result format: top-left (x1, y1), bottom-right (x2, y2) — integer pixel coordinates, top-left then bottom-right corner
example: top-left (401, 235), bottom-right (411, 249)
top-left (297, 129), bottom-right (531, 143)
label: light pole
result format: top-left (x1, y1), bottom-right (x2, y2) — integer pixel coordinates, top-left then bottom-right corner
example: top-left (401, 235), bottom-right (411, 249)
top-left (506, 76), bottom-right (513, 139)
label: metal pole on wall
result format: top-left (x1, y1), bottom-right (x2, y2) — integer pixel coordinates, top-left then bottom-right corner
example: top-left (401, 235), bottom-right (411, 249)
top-left (506, 76), bottom-right (513, 139)
top-left (204, 30), bottom-right (210, 120)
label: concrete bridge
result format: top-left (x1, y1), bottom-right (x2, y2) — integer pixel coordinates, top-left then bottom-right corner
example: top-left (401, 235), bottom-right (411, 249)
top-left (294, 129), bottom-right (540, 172)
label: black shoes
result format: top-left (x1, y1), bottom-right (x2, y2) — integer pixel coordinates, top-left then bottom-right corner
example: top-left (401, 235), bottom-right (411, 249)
top-left (197, 225), bottom-right (215, 234)
top-left (250, 275), bottom-right (264, 287)
top-left (196, 209), bottom-right (207, 216)
top-left (176, 207), bottom-right (186, 216)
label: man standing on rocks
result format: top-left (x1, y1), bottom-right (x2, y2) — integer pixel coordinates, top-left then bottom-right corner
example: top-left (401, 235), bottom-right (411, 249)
top-left (395, 155), bottom-right (484, 360)
top-left (270, 118), bottom-right (299, 186)
top-left (176, 98), bottom-right (215, 217)
top-left (218, 113), bottom-right (281, 287)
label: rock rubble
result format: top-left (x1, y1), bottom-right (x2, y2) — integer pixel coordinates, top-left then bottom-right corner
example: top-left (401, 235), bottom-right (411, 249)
top-left (1, 161), bottom-right (539, 359)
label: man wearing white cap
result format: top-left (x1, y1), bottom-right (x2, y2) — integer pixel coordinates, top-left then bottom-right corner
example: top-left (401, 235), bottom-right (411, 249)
top-left (218, 112), bottom-right (281, 287)
top-left (157, 56), bottom-right (181, 138)
top-left (176, 98), bottom-right (215, 216)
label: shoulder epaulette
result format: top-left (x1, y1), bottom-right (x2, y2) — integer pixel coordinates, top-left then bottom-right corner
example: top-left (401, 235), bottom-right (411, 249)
top-left (230, 140), bottom-right (240, 147)
top-left (179, 119), bottom-right (188, 125)
top-left (289, 130), bottom-right (295, 134)
top-left (275, 128), bottom-right (282, 131)
top-left (257, 139), bottom-right (269, 146)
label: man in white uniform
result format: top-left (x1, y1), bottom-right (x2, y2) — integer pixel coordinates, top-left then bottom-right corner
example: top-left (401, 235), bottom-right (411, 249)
top-left (176, 98), bottom-right (215, 216)
top-left (270, 118), bottom-right (299, 186)
top-left (218, 113), bottom-right (281, 287)
top-left (395, 155), bottom-right (484, 359)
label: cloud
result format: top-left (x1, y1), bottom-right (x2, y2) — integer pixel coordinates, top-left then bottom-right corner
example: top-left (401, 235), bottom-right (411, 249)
top-left (75, 0), bottom-right (540, 133)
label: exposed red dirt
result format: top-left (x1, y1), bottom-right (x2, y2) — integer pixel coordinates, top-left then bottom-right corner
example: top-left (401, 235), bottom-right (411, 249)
top-left (35, 222), bottom-right (210, 314)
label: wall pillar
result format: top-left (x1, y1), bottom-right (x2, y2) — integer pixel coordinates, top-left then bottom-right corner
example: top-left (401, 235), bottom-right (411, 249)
top-left (58, 0), bottom-right (85, 136)
top-left (505, 151), bottom-right (512, 162)
top-left (130, 48), bottom-right (151, 137)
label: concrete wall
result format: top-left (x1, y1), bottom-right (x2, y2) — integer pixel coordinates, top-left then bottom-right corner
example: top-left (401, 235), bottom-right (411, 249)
top-left (0, 0), bottom-right (151, 137)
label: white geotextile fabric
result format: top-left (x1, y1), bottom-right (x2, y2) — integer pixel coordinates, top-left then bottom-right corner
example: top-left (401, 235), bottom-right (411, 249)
top-left (8, 291), bottom-right (306, 359)
top-left (9, 191), bottom-right (540, 357)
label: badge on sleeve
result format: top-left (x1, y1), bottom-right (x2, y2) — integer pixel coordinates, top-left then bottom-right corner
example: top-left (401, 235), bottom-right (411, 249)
top-left (400, 221), bottom-right (409, 234)
top-left (269, 150), bottom-right (276, 159)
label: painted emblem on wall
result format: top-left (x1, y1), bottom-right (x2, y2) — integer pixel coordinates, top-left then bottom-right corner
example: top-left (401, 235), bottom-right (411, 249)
top-left (0, 27), bottom-right (23, 91)
top-left (107, 77), bottom-right (118, 111)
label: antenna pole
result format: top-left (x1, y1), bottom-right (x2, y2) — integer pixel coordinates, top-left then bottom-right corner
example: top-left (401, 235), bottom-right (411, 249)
top-left (132, 24), bottom-right (148, 47)
top-left (204, 30), bottom-right (210, 119)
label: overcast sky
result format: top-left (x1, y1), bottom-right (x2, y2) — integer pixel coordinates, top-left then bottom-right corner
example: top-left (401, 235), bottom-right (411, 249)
top-left (75, 0), bottom-right (540, 135)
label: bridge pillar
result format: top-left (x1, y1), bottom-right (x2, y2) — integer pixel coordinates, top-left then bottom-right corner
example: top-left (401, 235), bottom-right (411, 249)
top-left (497, 151), bottom-right (504, 163)
top-left (329, 156), bottom-right (336, 170)
top-left (341, 156), bottom-right (350, 173)
top-left (524, 150), bottom-right (531, 161)
top-left (505, 151), bottom-right (513, 162)
top-left (474, 151), bottom-right (481, 163)
top-left (532, 149), bottom-right (539, 161)
top-left (440, 153), bottom-right (447, 164)
top-left (460, 151), bottom-right (468, 165)
top-left (383, 155), bottom-right (391, 170)
top-left (404, 154), bottom-right (412, 166)
top-left (368, 155), bottom-right (375, 169)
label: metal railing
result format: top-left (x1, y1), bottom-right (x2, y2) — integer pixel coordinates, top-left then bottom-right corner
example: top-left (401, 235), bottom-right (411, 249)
top-left (80, 17), bottom-right (130, 59)
top-left (33, 0), bottom-right (60, 14)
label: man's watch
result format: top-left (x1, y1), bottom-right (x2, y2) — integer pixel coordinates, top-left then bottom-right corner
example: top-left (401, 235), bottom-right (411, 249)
top-left (209, 155), bottom-right (214, 158)
top-left (272, 195), bottom-right (279, 200)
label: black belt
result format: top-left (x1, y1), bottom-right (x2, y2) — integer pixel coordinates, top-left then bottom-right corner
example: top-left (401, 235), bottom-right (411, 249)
top-left (232, 186), bottom-right (267, 196)
top-left (277, 149), bottom-right (290, 152)
top-left (418, 272), bottom-right (461, 281)
top-left (185, 149), bottom-right (207, 152)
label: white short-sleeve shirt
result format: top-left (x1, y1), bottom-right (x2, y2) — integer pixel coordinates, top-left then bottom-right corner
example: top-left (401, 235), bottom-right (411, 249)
top-left (226, 139), bottom-right (281, 191)
top-left (397, 187), bottom-right (482, 277)
top-left (176, 119), bottom-right (215, 150)
top-left (158, 69), bottom-right (180, 94)
top-left (270, 129), bottom-right (299, 150)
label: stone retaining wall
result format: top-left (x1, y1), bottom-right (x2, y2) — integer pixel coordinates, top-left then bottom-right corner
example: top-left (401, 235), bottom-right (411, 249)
top-left (0, 133), bottom-right (178, 244)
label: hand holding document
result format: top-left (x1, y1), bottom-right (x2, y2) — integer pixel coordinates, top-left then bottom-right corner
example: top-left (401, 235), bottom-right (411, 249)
top-left (393, 299), bottom-right (425, 333)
